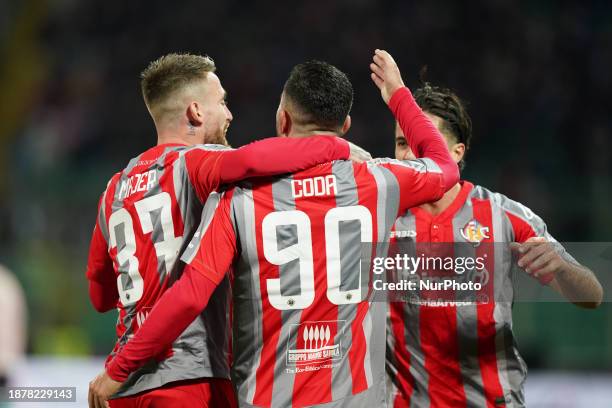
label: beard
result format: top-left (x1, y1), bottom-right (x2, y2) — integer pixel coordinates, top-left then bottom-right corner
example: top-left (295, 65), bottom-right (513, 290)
top-left (206, 125), bottom-right (230, 146)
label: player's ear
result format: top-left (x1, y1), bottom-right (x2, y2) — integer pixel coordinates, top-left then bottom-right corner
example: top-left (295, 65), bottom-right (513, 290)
top-left (187, 101), bottom-right (204, 126)
top-left (451, 142), bottom-right (465, 163)
top-left (277, 109), bottom-right (291, 137)
top-left (340, 115), bottom-right (351, 135)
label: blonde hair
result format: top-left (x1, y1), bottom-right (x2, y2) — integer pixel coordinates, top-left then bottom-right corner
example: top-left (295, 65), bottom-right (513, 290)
top-left (140, 53), bottom-right (216, 120)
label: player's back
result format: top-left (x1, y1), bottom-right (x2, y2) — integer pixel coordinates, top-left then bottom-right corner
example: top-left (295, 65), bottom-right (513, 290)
top-left (96, 143), bottom-right (232, 396)
top-left (226, 158), bottom-right (417, 407)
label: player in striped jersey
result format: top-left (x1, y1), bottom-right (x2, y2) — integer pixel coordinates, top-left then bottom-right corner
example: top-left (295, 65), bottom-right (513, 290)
top-left (86, 53), bottom-right (357, 408)
top-left (386, 84), bottom-right (603, 407)
top-left (87, 50), bottom-right (460, 407)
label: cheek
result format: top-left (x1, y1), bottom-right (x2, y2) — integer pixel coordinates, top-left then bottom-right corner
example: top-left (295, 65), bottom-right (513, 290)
top-left (396, 146), bottom-right (415, 160)
top-left (395, 146), bottom-right (406, 160)
top-left (216, 108), bottom-right (227, 125)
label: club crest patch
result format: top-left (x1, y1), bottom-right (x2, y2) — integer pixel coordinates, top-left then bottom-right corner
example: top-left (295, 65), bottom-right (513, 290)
top-left (460, 219), bottom-right (490, 245)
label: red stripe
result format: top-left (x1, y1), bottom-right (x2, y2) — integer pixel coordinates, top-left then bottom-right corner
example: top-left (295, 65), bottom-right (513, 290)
top-left (251, 183), bottom-right (282, 407)
top-left (389, 302), bottom-right (414, 407)
top-left (292, 164), bottom-right (336, 406)
top-left (347, 166), bottom-right (381, 394)
top-left (472, 198), bottom-right (505, 407)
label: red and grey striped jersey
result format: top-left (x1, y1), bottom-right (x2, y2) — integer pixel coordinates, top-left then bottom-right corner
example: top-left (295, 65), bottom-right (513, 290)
top-left (86, 143), bottom-right (235, 397)
top-left (85, 137), bottom-right (351, 397)
top-left (181, 157), bottom-right (448, 407)
top-left (386, 181), bottom-right (579, 408)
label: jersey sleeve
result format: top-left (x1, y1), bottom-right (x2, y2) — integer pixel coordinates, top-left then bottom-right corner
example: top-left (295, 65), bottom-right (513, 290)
top-left (499, 194), bottom-right (579, 284)
top-left (388, 87), bottom-right (459, 192)
top-left (369, 157), bottom-right (447, 216)
top-left (106, 264), bottom-right (221, 381)
top-left (86, 185), bottom-right (119, 312)
top-left (183, 146), bottom-right (231, 202)
top-left (184, 136), bottom-right (350, 202)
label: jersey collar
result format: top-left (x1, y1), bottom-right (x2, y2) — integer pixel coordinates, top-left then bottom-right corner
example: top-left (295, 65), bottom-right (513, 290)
top-left (410, 180), bottom-right (474, 222)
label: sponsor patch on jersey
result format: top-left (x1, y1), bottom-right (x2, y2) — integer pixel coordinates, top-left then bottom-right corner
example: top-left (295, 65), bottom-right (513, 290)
top-left (390, 230), bottom-right (417, 239)
top-left (285, 320), bottom-right (344, 373)
top-left (460, 219), bottom-right (490, 245)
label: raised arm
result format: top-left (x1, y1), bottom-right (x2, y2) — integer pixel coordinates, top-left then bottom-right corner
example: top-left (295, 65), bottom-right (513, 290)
top-left (369, 49), bottom-right (459, 212)
top-left (370, 49), bottom-right (458, 192)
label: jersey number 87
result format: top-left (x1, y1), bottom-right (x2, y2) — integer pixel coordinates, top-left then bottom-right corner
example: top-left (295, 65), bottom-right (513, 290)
top-left (107, 192), bottom-right (182, 306)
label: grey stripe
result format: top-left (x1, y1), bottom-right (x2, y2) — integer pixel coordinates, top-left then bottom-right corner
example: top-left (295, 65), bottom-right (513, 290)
top-left (98, 187), bottom-right (110, 241)
top-left (452, 202), bottom-right (488, 407)
top-left (489, 189), bottom-right (526, 407)
top-left (384, 219), bottom-right (401, 405)
top-left (230, 187), bottom-right (265, 405)
top-left (181, 192), bottom-right (223, 265)
top-left (173, 151), bottom-right (189, 222)
top-left (419, 157), bottom-right (443, 173)
top-left (330, 161), bottom-right (359, 400)
top-left (489, 188), bottom-right (514, 406)
top-left (171, 148), bottom-right (204, 282)
top-left (368, 158), bottom-right (429, 174)
top-left (197, 143), bottom-right (233, 151)
top-left (270, 177), bottom-right (302, 407)
top-left (367, 165), bottom-right (401, 390)
top-left (393, 215), bottom-right (431, 408)
top-left (368, 165), bottom-right (400, 244)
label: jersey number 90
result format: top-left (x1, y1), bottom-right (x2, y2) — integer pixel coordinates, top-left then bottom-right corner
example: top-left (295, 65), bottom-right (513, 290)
top-left (262, 205), bottom-right (373, 310)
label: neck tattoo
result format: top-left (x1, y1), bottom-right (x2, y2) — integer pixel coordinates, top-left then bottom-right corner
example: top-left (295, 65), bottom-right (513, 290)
top-left (187, 124), bottom-right (196, 136)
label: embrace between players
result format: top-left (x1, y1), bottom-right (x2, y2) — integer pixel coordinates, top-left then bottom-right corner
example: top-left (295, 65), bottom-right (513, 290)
top-left (86, 50), bottom-right (602, 408)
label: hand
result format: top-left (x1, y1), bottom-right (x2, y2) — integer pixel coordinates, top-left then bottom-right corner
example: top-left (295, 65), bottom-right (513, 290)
top-left (348, 141), bottom-right (373, 163)
top-left (369, 49), bottom-right (405, 104)
top-left (88, 370), bottom-right (122, 408)
top-left (511, 237), bottom-right (565, 279)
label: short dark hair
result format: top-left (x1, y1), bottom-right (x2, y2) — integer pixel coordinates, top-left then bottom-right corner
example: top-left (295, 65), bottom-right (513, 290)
top-left (283, 60), bottom-right (353, 130)
top-left (141, 53), bottom-right (216, 118)
top-left (413, 83), bottom-right (472, 169)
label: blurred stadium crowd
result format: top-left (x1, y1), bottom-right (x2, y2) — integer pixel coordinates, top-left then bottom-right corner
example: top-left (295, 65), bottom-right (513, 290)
top-left (0, 0), bottom-right (610, 370)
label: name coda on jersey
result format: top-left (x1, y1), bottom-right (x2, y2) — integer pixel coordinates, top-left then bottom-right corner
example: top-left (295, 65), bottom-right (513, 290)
top-left (291, 175), bottom-right (337, 199)
top-left (118, 170), bottom-right (157, 200)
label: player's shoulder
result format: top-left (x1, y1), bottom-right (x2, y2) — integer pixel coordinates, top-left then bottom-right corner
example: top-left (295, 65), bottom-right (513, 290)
top-left (184, 143), bottom-right (233, 154)
top-left (365, 157), bottom-right (429, 173)
top-left (101, 171), bottom-right (123, 194)
top-left (469, 183), bottom-right (541, 224)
